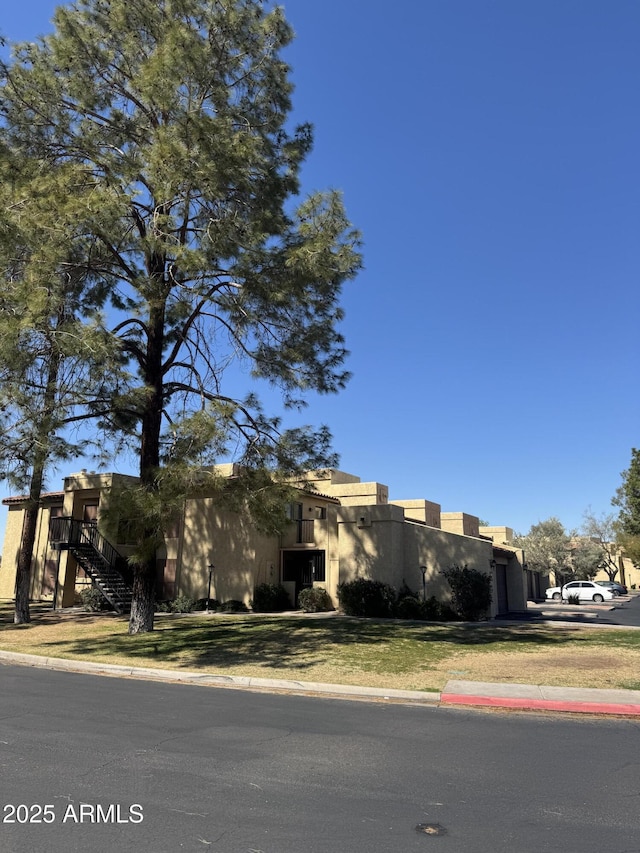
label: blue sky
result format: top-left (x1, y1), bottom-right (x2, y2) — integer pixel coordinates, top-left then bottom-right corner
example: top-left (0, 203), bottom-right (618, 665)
top-left (1, 0), bottom-right (639, 545)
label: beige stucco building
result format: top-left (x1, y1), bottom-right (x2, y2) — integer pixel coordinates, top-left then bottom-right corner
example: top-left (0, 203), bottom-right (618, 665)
top-left (0, 467), bottom-right (528, 618)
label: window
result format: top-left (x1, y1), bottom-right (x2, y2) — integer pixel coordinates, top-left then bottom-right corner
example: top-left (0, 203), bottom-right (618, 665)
top-left (313, 506), bottom-right (326, 520)
top-left (286, 502), bottom-right (303, 521)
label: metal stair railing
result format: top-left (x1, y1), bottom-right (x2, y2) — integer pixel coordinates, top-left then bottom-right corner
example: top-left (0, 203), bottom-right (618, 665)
top-left (50, 517), bottom-right (133, 613)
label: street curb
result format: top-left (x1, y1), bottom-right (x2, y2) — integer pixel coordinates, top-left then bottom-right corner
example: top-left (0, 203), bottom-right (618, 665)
top-left (3, 650), bottom-right (640, 716)
top-left (441, 680), bottom-right (640, 718)
top-left (0, 650), bottom-right (440, 706)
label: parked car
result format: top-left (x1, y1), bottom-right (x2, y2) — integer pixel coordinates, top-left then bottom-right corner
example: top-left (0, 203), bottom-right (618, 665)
top-left (545, 581), bottom-right (616, 603)
top-left (596, 580), bottom-right (627, 596)
top-left (555, 581), bottom-right (616, 603)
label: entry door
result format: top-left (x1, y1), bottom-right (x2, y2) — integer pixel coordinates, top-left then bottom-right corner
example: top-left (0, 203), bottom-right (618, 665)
top-left (282, 551), bottom-right (325, 605)
top-left (43, 505), bottom-right (64, 596)
top-left (495, 564), bottom-right (509, 614)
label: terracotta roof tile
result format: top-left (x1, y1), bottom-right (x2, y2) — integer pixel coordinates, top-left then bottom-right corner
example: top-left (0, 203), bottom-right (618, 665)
top-left (2, 491), bottom-right (65, 506)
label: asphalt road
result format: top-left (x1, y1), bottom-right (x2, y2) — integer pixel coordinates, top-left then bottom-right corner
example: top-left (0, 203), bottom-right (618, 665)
top-left (1, 665), bottom-right (639, 853)
top-left (589, 590), bottom-right (640, 626)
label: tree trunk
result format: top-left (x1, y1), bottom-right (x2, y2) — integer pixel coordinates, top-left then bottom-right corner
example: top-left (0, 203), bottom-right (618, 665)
top-left (14, 321), bottom-right (61, 625)
top-left (14, 503), bottom-right (39, 624)
top-left (128, 562), bottom-right (157, 634)
top-left (128, 291), bottom-right (165, 635)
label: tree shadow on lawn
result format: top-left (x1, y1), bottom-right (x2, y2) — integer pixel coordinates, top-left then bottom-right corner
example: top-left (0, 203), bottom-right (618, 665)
top-left (0, 603), bottom-right (121, 630)
top-left (34, 616), bottom-right (604, 673)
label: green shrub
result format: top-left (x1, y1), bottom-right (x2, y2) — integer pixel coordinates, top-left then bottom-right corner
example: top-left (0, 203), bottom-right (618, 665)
top-left (298, 587), bottom-right (334, 613)
top-left (193, 597), bottom-right (219, 611)
top-left (420, 595), bottom-right (440, 620)
top-left (251, 583), bottom-right (291, 613)
top-left (441, 564), bottom-right (492, 621)
top-left (169, 594), bottom-right (195, 613)
top-left (155, 595), bottom-right (195, 613)
top-left (79, 586), bottom-right (109, 612)
top-left (337, 577), bottom-right (396, 618)
top-left (395, 594), bottom-right (424, 620)
top-left (395, 593), bottom-right (460, 622)
top-left (420, 595), bottom-right (459, 621)
top-left (566, 593), bottom-right (580, 605)
top-left (397, 581), bottom-right (416, 599)
top-left (220, 599), bottom-right (249, 613)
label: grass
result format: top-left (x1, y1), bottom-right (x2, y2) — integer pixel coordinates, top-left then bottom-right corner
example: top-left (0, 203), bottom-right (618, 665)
top-left (1, 601), bottom-right (640, 692)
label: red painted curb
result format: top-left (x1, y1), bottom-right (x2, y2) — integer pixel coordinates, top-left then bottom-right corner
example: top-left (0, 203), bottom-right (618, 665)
top-left (440, 693), bottom-right (640, 717)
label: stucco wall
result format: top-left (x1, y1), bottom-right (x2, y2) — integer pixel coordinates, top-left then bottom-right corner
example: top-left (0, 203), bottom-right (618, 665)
top-left (177, 497), bottom-right (279, 606)
top-left (391, 499), bottom-right (441, 528)
top-left (336, 506), bottom-right (494, 609)
top-left (479, 525), bottom-right (514, 544)
top-left (0, 502), bottom-right (64, 601)
top-left (619, 557), bottom-right (640, 590)
top-left (0, 506), bottom-right (26, 599)
top-left (302, 469), bottom-right (360, 487)
top-left (336, 504), bottom-right (406, 587)
top-left (440, 512), bottom-right (480, 538)
top-left (403, 521), bottom-right (495, 606)
top-left (326, 481), bottom-right (389, 506)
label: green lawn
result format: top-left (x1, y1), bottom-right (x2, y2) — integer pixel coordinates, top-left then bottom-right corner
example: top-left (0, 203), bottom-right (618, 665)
top-left (2, 602), bottom-right (640, 692)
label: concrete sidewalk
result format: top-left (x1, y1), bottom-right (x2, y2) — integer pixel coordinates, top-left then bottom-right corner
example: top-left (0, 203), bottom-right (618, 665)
top-left (440, 679), bottom-right (640, 716)
top-left (2, 649), bottom-right (640, 717)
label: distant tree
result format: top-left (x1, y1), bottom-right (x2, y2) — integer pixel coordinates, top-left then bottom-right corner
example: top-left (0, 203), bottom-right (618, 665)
top-left (569, 536), bottom-right (604, 581)
top-left (0, 0), bottom-right (361, 633)
top-left (612, 449), bottom-right (640, 567)
top-left (513, 518), bottom-right (575, 585)
top-left (581, 509), bottom-right (622, 582)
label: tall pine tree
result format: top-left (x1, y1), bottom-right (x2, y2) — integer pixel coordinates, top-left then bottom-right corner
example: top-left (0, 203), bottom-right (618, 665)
top-left (0, 0), bottom-right (361, 632)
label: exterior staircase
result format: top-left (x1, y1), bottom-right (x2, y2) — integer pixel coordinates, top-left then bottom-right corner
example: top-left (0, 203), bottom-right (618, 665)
top-left (50, 518), bottom-right (133, 614)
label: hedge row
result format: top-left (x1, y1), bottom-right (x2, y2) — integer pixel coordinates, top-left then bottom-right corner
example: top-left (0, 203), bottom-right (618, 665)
top-left (337, 567), bottom-right (492, 621)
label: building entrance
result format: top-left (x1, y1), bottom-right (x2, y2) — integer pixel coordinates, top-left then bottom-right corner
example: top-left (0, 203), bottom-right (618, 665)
top-left (281, 551), bottom-right (325, 607)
